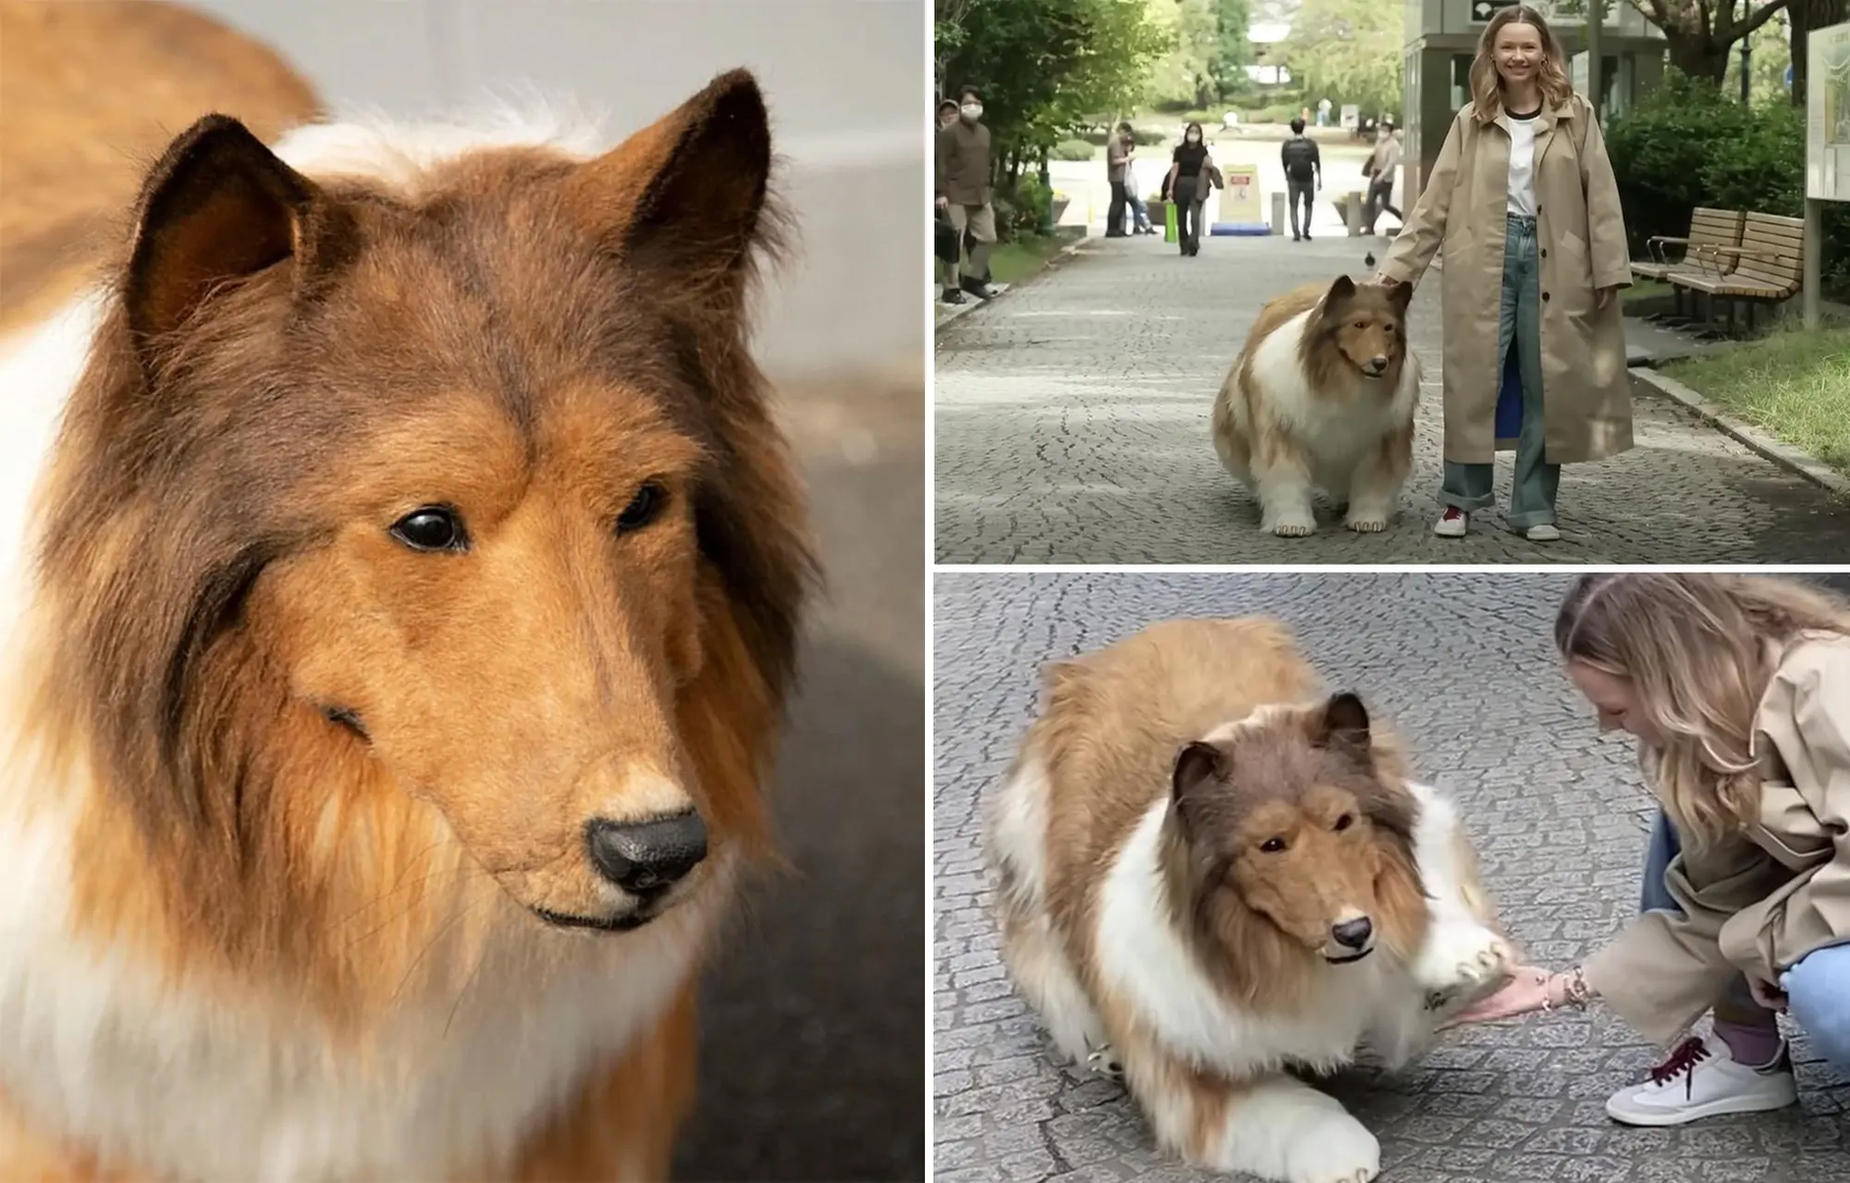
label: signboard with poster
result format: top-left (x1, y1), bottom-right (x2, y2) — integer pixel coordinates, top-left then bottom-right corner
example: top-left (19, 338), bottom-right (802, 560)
top-left (1808, 20), bottom-right (1850, 202)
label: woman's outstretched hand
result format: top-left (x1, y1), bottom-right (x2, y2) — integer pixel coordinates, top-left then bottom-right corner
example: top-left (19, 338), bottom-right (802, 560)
top-left (1437, 964), bottom-right (1553, 1027)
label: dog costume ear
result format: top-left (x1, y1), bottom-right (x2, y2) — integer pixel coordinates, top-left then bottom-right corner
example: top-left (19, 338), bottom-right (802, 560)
top-left (1384, 277), bottom-right (1413, 314)
top-left (1172, 739), bottom-right (1225, 802)
top-left (564, 68), bottom-right (778, 315)
top-left (125, 114), bottom-right (337, 349)
top-left (1312, 691), bottom-right (1372, 753)
top-left (1322, 273), bottom-right (1358, 308)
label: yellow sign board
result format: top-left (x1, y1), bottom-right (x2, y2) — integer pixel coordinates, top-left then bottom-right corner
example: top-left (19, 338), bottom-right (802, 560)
top-left (1220, 164), bottom-right (1264, 226)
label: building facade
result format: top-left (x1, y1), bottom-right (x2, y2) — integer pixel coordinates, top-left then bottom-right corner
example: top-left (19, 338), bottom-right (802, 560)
top-left (1398, 0), bottom-right (1666, 209)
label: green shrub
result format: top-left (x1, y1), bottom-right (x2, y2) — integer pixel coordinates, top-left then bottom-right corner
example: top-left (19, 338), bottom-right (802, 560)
top-left (1051, 138), bottom-right (1096, 161)
top-left (994, 172), bottom-right (1053, 242)
top-left (1606, 71), bottom-right (1849, 299)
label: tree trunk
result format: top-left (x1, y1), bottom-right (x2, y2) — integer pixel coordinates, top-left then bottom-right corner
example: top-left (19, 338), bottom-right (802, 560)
top-left (1791, 0), bottom-right (1850, 103)
top-left (1665, 32), bottom-right (1736, 82)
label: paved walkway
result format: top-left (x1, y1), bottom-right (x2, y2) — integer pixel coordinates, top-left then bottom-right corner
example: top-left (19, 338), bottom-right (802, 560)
top-left (933, 572), bottom-right (1850, 1183)
top-left (933, 236), bottom-right (1850, 563)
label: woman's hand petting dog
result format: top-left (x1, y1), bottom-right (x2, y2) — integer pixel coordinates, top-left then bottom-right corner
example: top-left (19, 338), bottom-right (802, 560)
top-left (1437, 964), bottom-right (1553, 1027)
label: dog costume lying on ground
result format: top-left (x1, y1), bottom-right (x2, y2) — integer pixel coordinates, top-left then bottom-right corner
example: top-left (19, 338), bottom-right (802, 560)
top-left (0, 6), bottom-right (813, 1175)
top-left (1212, 276), bottom-right (1421, 537)
top-left (985, 618), bottom-right (1511, 1183)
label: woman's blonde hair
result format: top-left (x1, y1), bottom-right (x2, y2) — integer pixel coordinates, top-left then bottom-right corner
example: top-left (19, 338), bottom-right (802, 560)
top-left (1470, 4), bottom-right (1574, 122)
top-left (1555, 574), bottom-right (1850, 848)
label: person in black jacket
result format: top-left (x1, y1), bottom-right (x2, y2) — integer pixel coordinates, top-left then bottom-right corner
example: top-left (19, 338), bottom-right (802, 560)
top-left (1163, 121), bottom-right (1214, 257)
top-left (1280, 117), bottom-right (1321, 242)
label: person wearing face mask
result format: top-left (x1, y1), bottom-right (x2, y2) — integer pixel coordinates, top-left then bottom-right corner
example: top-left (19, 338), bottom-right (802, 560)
top-left (1372, 4), bottom-right (1633, 544)
top-left (1448, 573), bottom-right (1850, 1127)
top-left (935, 86), bottom-right (998, 305)
top-left (933, 100), bottom-right (962, 290)
top-left (1162, 121), bottom-right (1213, 257)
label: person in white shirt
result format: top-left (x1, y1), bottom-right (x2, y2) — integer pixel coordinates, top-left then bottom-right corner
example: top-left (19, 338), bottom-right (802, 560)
top-left (1372, 4), bottom-right (1633, 544)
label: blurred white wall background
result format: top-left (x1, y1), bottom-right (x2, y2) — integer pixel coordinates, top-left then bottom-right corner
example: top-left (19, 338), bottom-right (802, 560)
top-left (186, 0), bottom-right (926, 380)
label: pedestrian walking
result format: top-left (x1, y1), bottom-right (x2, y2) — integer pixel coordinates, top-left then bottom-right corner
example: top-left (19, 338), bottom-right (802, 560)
top-left (1362, 121), bottom-right (1404, 235)
top-left (1105, 121), bottom-right (1134, 237)
top-left (1162, 121), bottom-right (1214, 257)
top-left (933, 99), bottom-right (961, 288)
top-left (1373, 3), bottom-right (1631, 542)
top-left (935, 86), bottom-right (999, 305)
top-left (1452, 574), bottom-right (1850, 1126)
top-left (1279, 117), bottom-right (1321, 242)
top-left (1122, 155), bottom-right (1156, 235)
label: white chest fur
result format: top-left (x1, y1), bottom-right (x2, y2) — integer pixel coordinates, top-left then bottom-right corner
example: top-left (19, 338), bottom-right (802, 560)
top-left (1245, 309), bottom-right (1420, 485)
top-left (0, 788), bottom-right (724, 1182)
top-left (1092, 799), bottom-right (1428, 1077)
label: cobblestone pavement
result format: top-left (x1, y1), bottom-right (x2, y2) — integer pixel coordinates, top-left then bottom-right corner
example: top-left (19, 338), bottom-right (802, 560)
top-left (933, 572), bottom-right (1850, 1183)
top-left (932, 237), bottom-right (1850, 563)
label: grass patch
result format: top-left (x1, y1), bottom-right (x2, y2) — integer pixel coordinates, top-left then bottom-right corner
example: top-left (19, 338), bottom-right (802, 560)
top-left (987, 234), bottom-right (1068, 286)
top-left (1623, 279), bottom-right (1669, 305)
top-left (1661, 327), bottom-right (1850, 473)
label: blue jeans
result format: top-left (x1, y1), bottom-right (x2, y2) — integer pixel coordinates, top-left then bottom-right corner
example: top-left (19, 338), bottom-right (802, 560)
top-left (1126, 189), bottom-right (1152, 232)
top-left (1440, 213), bottom-right (1561, 530)
top-left (1643, 810), bottom-right (1850, 1073)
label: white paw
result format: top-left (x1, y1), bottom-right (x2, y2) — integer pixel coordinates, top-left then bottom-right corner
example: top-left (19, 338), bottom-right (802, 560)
top-left (1264, 512), bottom-right (1317, 537)
top-left (1415, 918), bottom-right (1514, 1009)
top-left (1286, 1111), bottom-right (1380, 1183)
top-left (1344, 514), bottom-right (1388, 533)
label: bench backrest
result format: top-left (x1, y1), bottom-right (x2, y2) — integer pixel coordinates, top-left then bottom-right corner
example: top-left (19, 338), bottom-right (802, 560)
top-left (1688, 207), bottom-right (1744, 251)
top-left (1734, 212), bottom-right (1806, 291)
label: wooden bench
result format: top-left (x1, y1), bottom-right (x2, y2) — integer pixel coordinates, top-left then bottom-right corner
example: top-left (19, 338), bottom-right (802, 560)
top-left (1666, 211), bottom-right (1806, 334)
top-left (1633, 206), bottom-right (1741, 282)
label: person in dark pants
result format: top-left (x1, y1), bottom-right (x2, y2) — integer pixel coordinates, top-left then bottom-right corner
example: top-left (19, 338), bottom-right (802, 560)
top-left (1162, 121), bottom-right (1212, 257)
top-left (1363, 121), bottom-right (1404, 236)
top-left (1105, 121), bottom-right (1133, 237)
top-left (1279, 117), bottom-right (1321, 241)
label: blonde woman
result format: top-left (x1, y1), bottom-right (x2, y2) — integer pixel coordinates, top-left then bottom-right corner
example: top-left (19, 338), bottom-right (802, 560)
top-left (1373, 5), bottom-right (1632, 543)
top-left (1454, 574), bottom-right (1850, 1126)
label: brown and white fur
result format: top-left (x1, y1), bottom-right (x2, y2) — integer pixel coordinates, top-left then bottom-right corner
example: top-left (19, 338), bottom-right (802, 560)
top-left (985, 619), bottom-right (1511, 1183)
top-left (1211, 276), bottom-right (1420, 537)
top-left (0, 9), bottom-right (812, 1179)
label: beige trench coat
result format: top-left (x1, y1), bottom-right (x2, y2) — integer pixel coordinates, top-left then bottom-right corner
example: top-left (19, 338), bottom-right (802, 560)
top-left (1582, 632), bottom-right (1850, 1047)
top-left (1380, 94), bottom-right (1633, 465)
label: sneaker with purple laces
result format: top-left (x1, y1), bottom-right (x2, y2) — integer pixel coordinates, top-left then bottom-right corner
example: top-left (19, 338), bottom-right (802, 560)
top-left (1605, 1035), bottom-right (1798, 1126)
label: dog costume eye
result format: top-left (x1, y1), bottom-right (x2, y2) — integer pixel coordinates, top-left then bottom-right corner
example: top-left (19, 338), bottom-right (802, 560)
top-left (1334, 813), bottom-right (1354, 831)
top-left (616, 481), bottom-right (669, 534)
top-left (1260, 836), bottom-right (1287, 853)
top-left (391, 506), bottom-right (468, 552)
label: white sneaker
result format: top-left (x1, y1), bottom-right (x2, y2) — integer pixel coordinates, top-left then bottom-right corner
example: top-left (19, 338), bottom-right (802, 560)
top-left (1605, 1035), bottom-right (1798, 1126)
top-left (1525, 523), bottom-right (1561, 542)
top-left (1434, 507), bottom-right (1468, 537)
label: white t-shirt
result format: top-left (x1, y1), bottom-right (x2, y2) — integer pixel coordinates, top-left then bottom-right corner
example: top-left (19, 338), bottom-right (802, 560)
top-left (1506, 109), bottom-right (1540, 218)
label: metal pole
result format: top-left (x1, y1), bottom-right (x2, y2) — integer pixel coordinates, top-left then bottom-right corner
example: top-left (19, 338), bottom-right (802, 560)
top-left (1740, 0), bottom-right (1753, 105)
top-left (1587, 0), bottom-right (1604, 123)
top-left (1038, 150), bottom-right (1055, 237)
top-left (1803, 197), bottom-right (1823, 329)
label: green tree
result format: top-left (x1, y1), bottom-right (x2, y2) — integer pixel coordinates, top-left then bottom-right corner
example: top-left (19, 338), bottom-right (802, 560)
top-left (1623, 1), bottom-right (1792, 83)
top-left (936, 0), bottom-right (1168, 180)
top-left (1277, 0), bottom-right (1402, 119)
top-left (1145, 0), bottom-right (1252, 108)
top-left (1208, 0), bottom-right (1255, 100)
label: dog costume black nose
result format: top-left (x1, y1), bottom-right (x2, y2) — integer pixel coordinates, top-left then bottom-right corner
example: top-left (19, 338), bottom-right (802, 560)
top-left (1365, 356), bottom-right (1388, 373)
top-left (1331, 917), bottom-right (1374, 949)
top-left (586, 812), bottom-right (707, 893)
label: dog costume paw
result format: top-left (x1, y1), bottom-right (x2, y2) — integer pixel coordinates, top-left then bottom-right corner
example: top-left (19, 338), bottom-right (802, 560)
top-left (1285, 1112), bottom-right (1380, 1183)
top-left (1343, 514), bottom-right (1389, 533)
top-left (1414, 920), bottom-right (1514, 1011)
